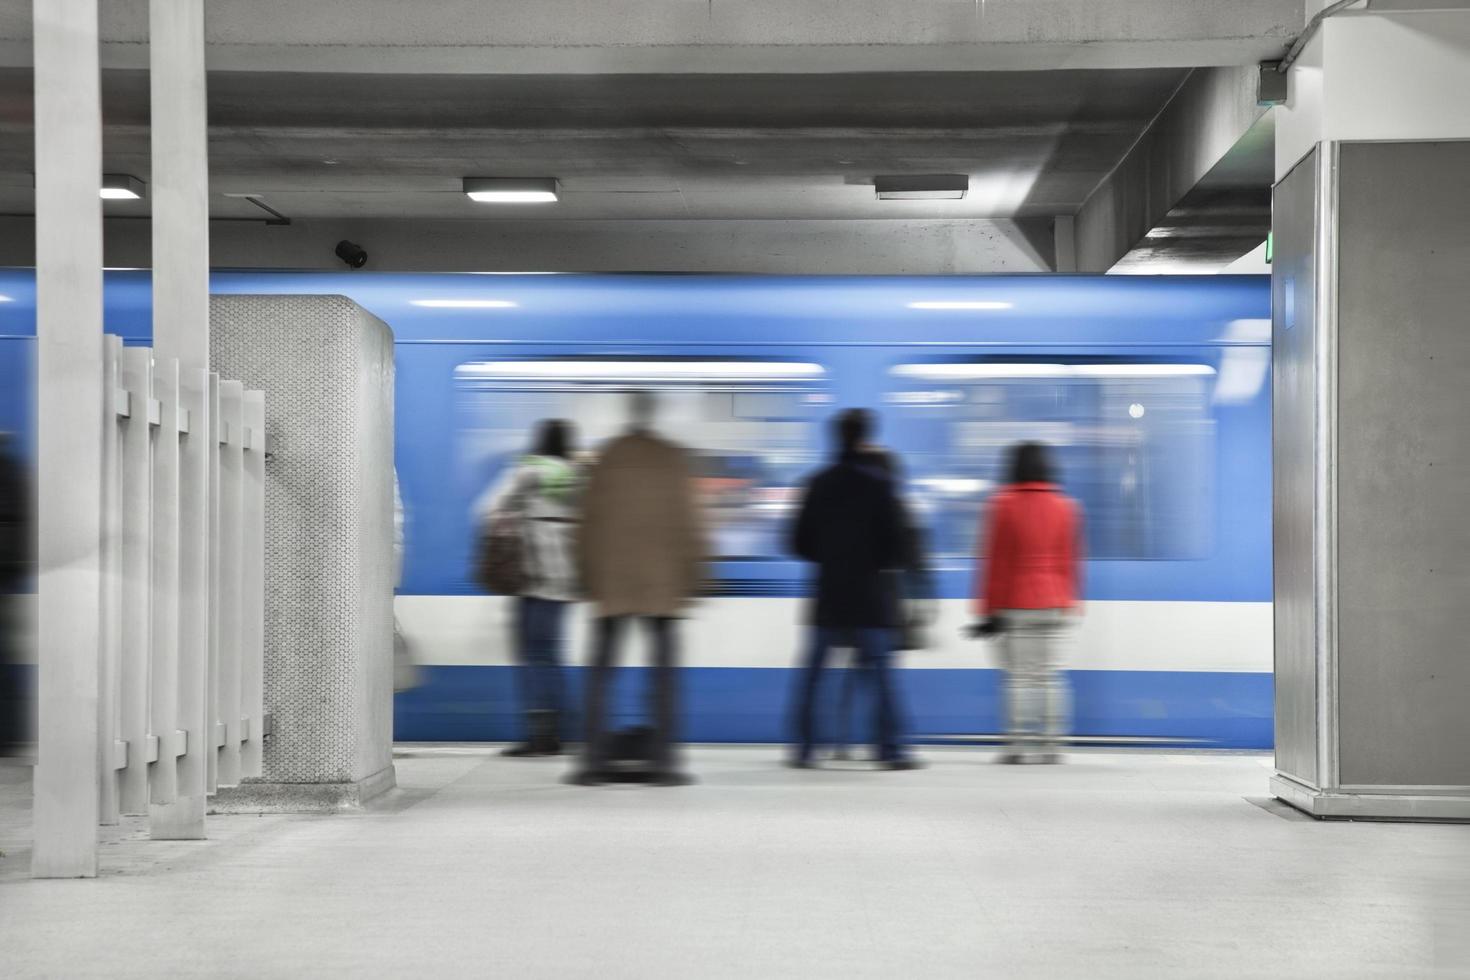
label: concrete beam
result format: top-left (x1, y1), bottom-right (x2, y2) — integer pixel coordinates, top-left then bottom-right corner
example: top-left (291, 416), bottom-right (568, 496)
top-left (0, 0), bottom-right (1303, 73)
top-left (0, 215), bottom-right (1055, 275)
top-left (1073, 66), bottom-right (1269, 273)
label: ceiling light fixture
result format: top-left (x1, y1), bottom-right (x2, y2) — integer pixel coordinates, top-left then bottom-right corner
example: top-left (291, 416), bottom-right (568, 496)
top-left (100, 174), bottom-right (145, 200)
top-left (411, 299), bottom-right (519, 309)
top-left (875, 174), bottom-right (968, 201)
top-left (463, 177), bottom-right (559, 204)
top-left (908, 300), bottom-right (1014, 311)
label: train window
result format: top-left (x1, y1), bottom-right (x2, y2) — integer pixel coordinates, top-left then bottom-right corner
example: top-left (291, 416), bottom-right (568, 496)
top-left (454, 359), bottom-right (830, 561)
top-left (887, 361), bottom-right (1216, 562)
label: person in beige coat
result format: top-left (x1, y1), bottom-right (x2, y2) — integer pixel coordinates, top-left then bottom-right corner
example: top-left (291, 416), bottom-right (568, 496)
top-left (569, 391), bottom-right (706, 786)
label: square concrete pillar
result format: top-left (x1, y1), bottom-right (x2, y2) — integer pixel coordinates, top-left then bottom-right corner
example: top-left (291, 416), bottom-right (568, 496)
top-left (209, 295), bottom-right (396, 810)
top-left (1271, 141), bottom-right (1470, 820)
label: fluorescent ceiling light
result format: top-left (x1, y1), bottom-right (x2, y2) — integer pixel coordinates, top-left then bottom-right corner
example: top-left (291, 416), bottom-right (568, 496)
top-left (411, 299), bottom-right (519, 309)
top-left (461, 361), bottom-right (824, 383)
top-left (893, 363), bottom-right (1215, 381)
top-left (908, 301), bottom-right (1014, 311)
top-left (463, 177), bottom-right (559, 203)
top-left (0, 294), bottom-right (11, 303)
top-left (875, 174), bottom-right (968, 201)
top-left (100, 174), bottom-right (145, 200)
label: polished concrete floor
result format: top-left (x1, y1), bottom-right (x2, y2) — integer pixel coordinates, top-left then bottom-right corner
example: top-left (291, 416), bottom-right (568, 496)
top-left (1, 746), bottom-right (1467, 979)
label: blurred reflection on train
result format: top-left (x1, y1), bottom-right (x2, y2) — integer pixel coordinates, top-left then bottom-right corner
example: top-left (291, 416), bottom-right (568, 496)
top-left (0, 271), bottom-right (1274, 750)
top-left (458, 361), bottom-right (827, 565)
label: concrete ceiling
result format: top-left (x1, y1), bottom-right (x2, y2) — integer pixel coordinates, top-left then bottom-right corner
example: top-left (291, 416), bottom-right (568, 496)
top-left (0, 67), bottom-right (1193, 223)
top-left (0, 0), bottom-right (1303, 73)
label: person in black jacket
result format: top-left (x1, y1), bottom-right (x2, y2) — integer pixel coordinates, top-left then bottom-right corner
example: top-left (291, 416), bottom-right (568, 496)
top-left (0, 434), bottom-right (32, 754)
top-left (787, 410), bottom-right (921, 770)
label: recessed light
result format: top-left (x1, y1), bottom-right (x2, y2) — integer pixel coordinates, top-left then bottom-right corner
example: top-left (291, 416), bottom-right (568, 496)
top-left (875, 174), bottom-right (968, 201)
top-left (908, 301), bottom-right (1013, 311)
top-left (100, 174), bottom-right (145, 200)
top-left (0, 294), bottom-right (12, 302)
top-left (463, 177), bottom-right (559, 204)
top-left (410, 299), bottom-right (519, 309)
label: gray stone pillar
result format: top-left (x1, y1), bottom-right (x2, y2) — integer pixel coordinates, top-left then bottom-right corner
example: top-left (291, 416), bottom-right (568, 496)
top-left (31, 0), bottom-right (105, 878)
top-left (209, 296), bottom-right (396, 810)
top-left (147, 0), bottom-right (212, 841)
top-left (1270, 140), bottom-right (1470, 820)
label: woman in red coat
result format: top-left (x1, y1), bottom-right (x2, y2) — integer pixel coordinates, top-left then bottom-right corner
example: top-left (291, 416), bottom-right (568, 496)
top-left (972, 442), bottom-right (1083, 764)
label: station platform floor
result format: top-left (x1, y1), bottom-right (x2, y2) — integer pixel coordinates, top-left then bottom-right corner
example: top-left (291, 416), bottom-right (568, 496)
top-left (1, 745), bottom-right (1467, 978)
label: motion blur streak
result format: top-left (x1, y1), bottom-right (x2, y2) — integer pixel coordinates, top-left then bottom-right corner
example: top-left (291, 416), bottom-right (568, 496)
top-left (0, 270), bottom-right (1273, 748)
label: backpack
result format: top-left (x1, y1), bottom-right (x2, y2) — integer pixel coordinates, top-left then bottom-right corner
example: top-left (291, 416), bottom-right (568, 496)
top-left (472, 476), bottom-right (536, 595)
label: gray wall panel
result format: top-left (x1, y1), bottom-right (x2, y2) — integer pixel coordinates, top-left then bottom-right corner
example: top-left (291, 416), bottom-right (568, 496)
top-left (1335, 141), bottom-right (1470, 788)
top-left (211, 295), bottom-right (395, 787)
top-left (1271, 150), bottom-right (1320, 787)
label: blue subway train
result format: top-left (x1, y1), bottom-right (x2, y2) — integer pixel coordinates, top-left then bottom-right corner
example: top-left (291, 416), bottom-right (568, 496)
top-left (0, 271), bottom-right (1273, 747)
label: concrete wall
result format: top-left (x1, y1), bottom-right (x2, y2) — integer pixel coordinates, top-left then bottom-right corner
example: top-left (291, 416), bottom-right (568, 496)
top-left (1276, 10), bottom-right (1470, 177)
top-left (1074, 66), bottom-right (1268, 272)
top-left (0, 216), bottom-right (1056, 275)
top-left (211, 295), bottom-right (395, 805)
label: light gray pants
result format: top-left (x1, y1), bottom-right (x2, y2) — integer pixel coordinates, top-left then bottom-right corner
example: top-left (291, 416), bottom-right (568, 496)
top-left (999, 609), bottom-right (1072, 752)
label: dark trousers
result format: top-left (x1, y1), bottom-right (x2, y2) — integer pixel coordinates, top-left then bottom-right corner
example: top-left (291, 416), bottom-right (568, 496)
top-left (792, 627), bottom-right (906, 763)
top-left (514, 596), bottom-right (568, 722)
top-left (581, 615), bottom-right (680, 773)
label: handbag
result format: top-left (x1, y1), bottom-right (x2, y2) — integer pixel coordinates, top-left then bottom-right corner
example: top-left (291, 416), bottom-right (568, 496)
top-left (472, 477), bottom-right (537, 595)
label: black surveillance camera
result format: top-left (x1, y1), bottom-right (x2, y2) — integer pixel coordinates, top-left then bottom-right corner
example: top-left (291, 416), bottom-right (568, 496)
top-left (334, 240), bottom-right (368, 269)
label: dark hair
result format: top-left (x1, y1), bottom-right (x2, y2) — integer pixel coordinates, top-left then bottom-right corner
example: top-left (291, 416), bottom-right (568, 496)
top-left (1007, 441), bottom-right (1055, 485)
top-left (833, 408), bottom-right (873, 455)
top-left (531, 419), bottom-right (575, 459)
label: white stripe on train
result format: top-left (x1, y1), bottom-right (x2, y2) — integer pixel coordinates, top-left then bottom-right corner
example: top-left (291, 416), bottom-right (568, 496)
top-left (394, 596), bottom-right (1271, 673)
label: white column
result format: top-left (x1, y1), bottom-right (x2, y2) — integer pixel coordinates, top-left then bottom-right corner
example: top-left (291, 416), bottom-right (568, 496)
top-left (31, 0), bottom-right (104, 878)
top-left (148, 0), bottom-right (212, 840)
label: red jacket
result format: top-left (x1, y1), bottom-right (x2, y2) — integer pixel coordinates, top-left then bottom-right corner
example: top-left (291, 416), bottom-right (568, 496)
top-left (975, 482), bottom-right (1083, 615)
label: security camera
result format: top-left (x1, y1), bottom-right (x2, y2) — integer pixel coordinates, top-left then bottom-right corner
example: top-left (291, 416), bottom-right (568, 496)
top-left (334, 240), bottom-right (368, 269)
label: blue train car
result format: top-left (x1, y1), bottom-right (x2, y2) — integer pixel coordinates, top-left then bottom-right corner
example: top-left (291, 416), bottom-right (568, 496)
top-left (0, 271), bottom-right (1273, 747)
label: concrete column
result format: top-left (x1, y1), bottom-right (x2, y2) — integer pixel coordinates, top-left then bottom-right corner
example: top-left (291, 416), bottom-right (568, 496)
top-left (1269, 7), bottom-right (1470, 820)
top-left (147, 0), bottom-right (211, 840)
top-left (31, 0), bottom-right (104, 877)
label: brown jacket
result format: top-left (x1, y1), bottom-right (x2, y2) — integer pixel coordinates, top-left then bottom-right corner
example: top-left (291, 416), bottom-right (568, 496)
top-left (579, 431), bottom-right (707, 617)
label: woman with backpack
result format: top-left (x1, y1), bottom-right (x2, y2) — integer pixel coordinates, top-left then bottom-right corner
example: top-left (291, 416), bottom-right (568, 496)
top-left (480, 419), bottom-right (583, 757)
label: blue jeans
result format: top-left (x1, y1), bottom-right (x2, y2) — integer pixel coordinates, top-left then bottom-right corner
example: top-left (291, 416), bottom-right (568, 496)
top-left (792, 627), bottom-right (907, 763)
top-left (515, 597), bottom-right (568, 717)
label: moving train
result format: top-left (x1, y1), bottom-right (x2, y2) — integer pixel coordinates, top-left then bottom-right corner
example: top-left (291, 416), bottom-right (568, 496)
top-left (0, 271), bottom-right (1273, 748)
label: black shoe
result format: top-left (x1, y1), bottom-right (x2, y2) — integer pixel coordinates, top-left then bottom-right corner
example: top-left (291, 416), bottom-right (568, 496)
top-left (500, 743), bottom-right (541, 758)
top-left (996, 753), bottom-right (1022, 765)
top-left (785, 758), bottom-right (816, 770)
top-left (881, 757), bottom-right (925, 771)
top-left (649, 771), bottom-right (695, 787)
